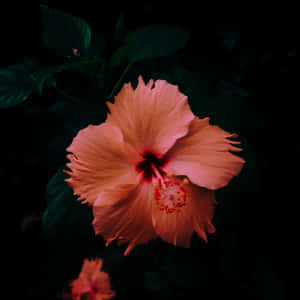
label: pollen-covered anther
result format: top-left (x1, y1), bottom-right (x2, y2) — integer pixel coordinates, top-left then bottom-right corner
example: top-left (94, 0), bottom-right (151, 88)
top-left (152, 172), bottom-right (187, 214)
top-left (182, 178), bottom-right (189, 185)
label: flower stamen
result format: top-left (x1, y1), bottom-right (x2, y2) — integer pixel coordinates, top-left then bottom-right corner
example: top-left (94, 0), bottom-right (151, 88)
top-left (151, 168), bottom-right (187, 214)
top-left (182, 178), bottom-right (189, 185)
top-left (151, 163), bottom-right (167, 188)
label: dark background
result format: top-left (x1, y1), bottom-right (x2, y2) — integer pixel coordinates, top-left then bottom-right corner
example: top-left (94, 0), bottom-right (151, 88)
top-left (1, 3), bottom-right (298, 300)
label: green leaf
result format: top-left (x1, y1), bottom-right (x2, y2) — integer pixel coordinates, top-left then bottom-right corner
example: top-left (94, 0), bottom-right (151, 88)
top-left (0, 64), bottom-right (36, 108)
top-left (24, 56), bottom-right (57, 95)
top-left (30, 69), bottom-right (55, 95)
top-left (109, 43), bottom-right (131, 69)
top-left (110, 24), bottom-right (189, 68)
top-left (29, 56), bottom-right (104, 95)
top-left (40, 5), bottom-right (92, 57)
top-left (60, 56), bottom-right (105, 73)
top-left (42, 166), bottom-right (94, 244)
top-left (129, 24), bottom-right (189, 63)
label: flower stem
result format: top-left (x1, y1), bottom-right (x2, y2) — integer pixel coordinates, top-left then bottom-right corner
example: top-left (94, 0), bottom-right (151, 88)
top-left (108, 63), bottom-right (132, 100)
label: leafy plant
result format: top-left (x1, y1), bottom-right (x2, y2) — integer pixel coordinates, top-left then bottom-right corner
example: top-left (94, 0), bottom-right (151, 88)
top-left (2, 5), bottom-right (270, 300)
top-left (0, 64), bottom-right (36, 108)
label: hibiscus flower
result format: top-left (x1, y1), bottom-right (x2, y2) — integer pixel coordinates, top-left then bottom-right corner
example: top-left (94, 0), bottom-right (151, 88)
top-left (65, 76), bottom-right (245, 255)
top-left (70, 258), bottom-right (115, 300)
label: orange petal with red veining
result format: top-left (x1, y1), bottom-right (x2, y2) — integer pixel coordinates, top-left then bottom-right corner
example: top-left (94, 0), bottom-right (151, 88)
top-left (92, 182), bottom-right (156, 255)
top-left (106, 75), bottom-right (194, 156)
top-left (166, 117), bottom-right (245, 190)
top-left (70, 258), bottom-right (115, 300)
top-left (65, 123), bottom-right (138, 205)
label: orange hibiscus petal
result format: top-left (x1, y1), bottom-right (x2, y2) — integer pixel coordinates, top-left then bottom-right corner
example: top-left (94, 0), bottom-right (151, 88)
top-left (151, 193), bottom-right (194, 248)
top-left (65, 123), bottom-right (138, 205)
top-left (151, 176), bottom-right (216, 247)
top-left (166, 117), bottom-right (245, 190)
top-left (92, 272), bottom-right (116, 300)
top-left (80, 258), bottom-right (103, 282)
top-left (106, 75), bottom-right (194, 157)
top-left (92, 182), bottom-right (156, 255)
top-left (188, 183), bottom-right (217, 242)
top-left (71, 258), bottom-right (115, 300)
top-left (70, 276), bottom-right (90, 299)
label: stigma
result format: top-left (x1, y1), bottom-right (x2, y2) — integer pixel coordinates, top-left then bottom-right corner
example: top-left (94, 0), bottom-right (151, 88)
top-left (152, 168), bottom-right (188, 214)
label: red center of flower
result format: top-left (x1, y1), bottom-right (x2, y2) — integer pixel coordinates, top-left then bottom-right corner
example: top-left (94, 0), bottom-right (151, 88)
top-left (90, 285), bottom-right (98, 296)
top-left (136, 150), bottom-right (168, 182)
top-left (136, 150), bottom-right (188, 214)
